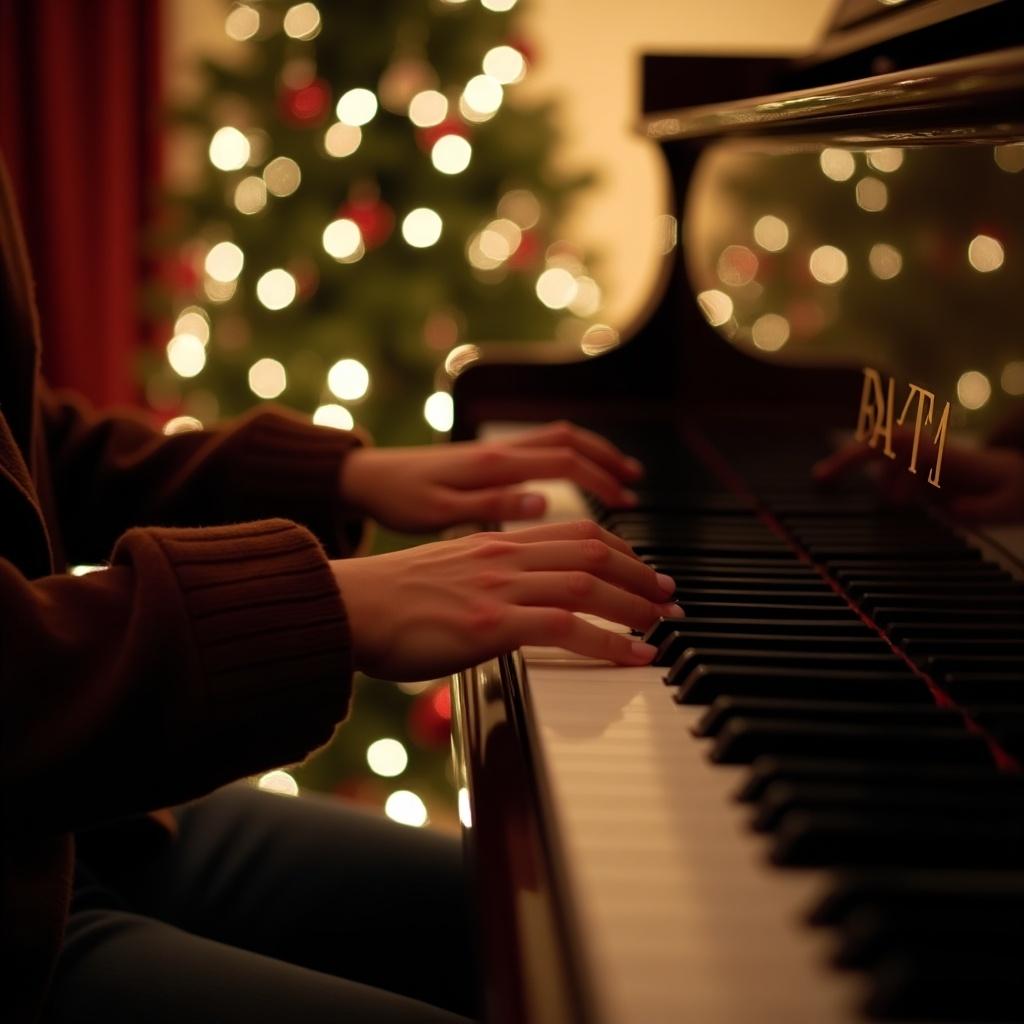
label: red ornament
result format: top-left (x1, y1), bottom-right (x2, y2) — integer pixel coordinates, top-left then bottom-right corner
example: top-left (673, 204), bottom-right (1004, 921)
top-left (505, 35), bottom-right (536, 66)
top-left (507, 228), bottom-right (541, 270)
top-left (279, 78), bottom-right (331, 126)
top-left (336, 197), bottom-right (395, 250)
top-left (416, 118), bottom-right (469, 152)
top-left (407, 684), bottom-right (452, 749)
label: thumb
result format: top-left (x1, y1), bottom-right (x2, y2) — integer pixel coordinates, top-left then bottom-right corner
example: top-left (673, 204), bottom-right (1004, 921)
top-left (443, 487), bottom-right (547, 524)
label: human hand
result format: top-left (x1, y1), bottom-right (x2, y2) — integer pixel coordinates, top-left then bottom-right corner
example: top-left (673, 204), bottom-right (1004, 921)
top-left (330, 520), bottom-right (681, 680)
top-left (813, 428), bottom-right (1024, 523)
top-left (338, 421), bottom-right (643, 533)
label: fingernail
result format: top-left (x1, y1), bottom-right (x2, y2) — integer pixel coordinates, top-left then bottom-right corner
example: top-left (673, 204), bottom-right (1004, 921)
top-left (625, 457), bottom-right (644, 478)
top-left (659, 602), bottom-right (684, 618)
top-left (629, 641), bottom-right (657, 662)
top-left (516, 493), bottom-right (546, 517)
top-left (655, 573), bottom-right (676, 593)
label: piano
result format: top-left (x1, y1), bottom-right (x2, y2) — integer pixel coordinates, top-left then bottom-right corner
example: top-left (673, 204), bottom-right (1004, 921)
top-left (447, 1), bottom-right (1024, 1021)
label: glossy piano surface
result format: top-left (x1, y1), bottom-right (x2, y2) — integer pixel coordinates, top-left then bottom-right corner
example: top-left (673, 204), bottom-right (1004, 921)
top-left (449, 2), bottom-right (1024, 1021)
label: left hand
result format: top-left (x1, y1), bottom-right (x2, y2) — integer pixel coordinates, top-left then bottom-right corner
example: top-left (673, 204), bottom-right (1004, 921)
top-left (338, 421), bottom-right (644, 532)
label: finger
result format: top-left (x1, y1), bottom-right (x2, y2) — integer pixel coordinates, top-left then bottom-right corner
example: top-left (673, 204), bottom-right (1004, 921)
top-left (451, 447), bottom-right (637, 507)
top-left (490, 520), bottom-right (639, 560)
top-left (441, 487), bottom-right (548, 523)
top-left (506, 607), bottom-right (658, 665)
top-left (507, 421), bottom-right (644, 481)
top-left (504, 571), bottom-right (682, 631)
top-left (510, 538), bottom-right (676, 602)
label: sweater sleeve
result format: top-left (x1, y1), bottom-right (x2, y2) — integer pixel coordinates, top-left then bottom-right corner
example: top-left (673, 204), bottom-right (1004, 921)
top-left (40, 386), bottom-right (366, 565)
top-left (2, 518), bottom-right (353, 835)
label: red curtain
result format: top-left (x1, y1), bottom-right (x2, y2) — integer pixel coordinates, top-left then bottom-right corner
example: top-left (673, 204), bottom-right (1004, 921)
top-left (0, 0), bottom-right (161, 408)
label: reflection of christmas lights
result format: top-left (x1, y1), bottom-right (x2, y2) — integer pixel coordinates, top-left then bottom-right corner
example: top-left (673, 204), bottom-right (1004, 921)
top-left (327, 359), bottom-right (370, 401)
top-left (385, 790), bottom-right (428, 827)
top-left (209, 127), bottom-right (249, 171)
top-left (255, 269), bottom-right (297, 310)
top-left (967, 234), bottom-right (1004, 272)
top-left (424, 392), bottom-right (454, 432)
top-left (258, 770), bottom-right (299, 796)
top-left (248, 358), bottom-right (287, 399)
top-left (808, 245), bottom-right (848, 284)
top-left (1001, 362), bottom-right (1024, 396)
top-left (431, 135), bottom-right (472, 175)
top-left (336, 88), bottom-right (378, 127)
top-left (956, 370), bottom-right (991, 410)
top-left (313, 404), bottom-right (354, 430)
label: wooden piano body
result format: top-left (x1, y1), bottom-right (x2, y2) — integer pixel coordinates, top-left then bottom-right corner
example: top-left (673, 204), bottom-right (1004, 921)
top-left (448, 2), bottom-right (1024, 1021)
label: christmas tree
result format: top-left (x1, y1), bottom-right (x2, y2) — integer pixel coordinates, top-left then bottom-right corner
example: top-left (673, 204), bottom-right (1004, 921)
top-left (150, 0), bottom-right (598, 825)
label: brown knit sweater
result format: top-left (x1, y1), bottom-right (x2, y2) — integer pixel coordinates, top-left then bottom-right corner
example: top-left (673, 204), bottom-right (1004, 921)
top-left (0, 161), bottom-right (363, 1021)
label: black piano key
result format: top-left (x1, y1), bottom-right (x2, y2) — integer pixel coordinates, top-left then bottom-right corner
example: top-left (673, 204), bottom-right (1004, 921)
top-left (644, 617), bottom-right (875, 646)
top-left (927, 654), bottom-right (1024, 675)
top-left (737, 758), bottom-right (1013, 804)
top-left (903, 636), bottom-right (1024, 658)
top-left (655, 632), bottom-right (890, 667)
top-left (808, 869), bottom-right (1024, 927)
top-left (669, 576), bottom-right (833, 593)
top-left (873, 606), bottom-right (1023, 627)
top-left (709, 720), bottom-right (988, 766)
top-left (668, 650), bottom-right (904, 687)
top-left (674, 666), bottom-right (928, 705)
top-left (671, 588), bottom-right (843, 605)
top-left (640, 557), bottom-right (816, 574)
top-left (941, 672), bottom-right (1024, 704)
top-left (830, 559), bottom-right (992, 574)
top-left (845, 579), bottom-right (1020, 600)
top-left (753, 780), bottom-right (1020, 832)
top-left (677, 601), bottom-right (858, 620)
top-left (693, 697), bottom-right (957, 737)
top-left (859, 592), bottom-right (1024, 613)
top-left (865, 950), bottom-right (1024, 1021)
top-left (888, 622), bottom-right (1024, 643)
top-left (770, 812), bottom-right (1024, 869)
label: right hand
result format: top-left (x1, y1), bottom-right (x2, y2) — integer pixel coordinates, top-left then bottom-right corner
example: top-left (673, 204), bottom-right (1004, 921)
top-left (330, 520), bottom-right (681, 681)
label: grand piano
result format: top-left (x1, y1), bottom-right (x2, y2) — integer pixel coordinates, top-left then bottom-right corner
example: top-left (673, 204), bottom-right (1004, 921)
top-left (447, 1), bottom-right (1024, 1021)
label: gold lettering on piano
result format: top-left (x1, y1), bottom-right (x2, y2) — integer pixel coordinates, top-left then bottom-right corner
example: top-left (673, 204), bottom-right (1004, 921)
top-left (855, 368), bottom-right (952, 488)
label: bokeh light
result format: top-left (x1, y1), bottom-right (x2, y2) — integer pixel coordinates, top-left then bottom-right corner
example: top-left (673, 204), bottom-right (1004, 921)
top-left (696, 289), bottom-right (734, 327)
top-left (424, 391), bottom-right (454, 432)
top-left (255, 268), bottom-right (297, 310)
top-left (225, 4), bottom-right (260, 41)
top-left (166, 334), bottom-right (207, 378)
top-left (819, 148), bottom-right (855, 181)
top-left (322, 218), bottom-right (363, 261)
top-left (809, 245), bottom-right (849, 284)
top-left (366, 738), bottom-right (409, 778)
top-left (257, 770), bottom-right (299, 796)
top-left (336, 88), bottom-right (378, 126)
top-left (535, 267), bottom-right (578, 309)
top-left (431, 135), bottom-right (472, 174)
top-left (283, 2), bottom-right (321, 40)
top-left (967, 234), bottom-right (1005, 272)
top-left (753, 214), bottom-right (789, 252)
top-left (956, 370), bottom-right (991, 410)
top-left (234, 175), bottom-right (268, 214)
top-left (483, 45), bottom-right (526, 85)
top-left (324, 122), bottom-right (362, 158)
top-left (384, 790), bottom-right (428, 827)
top-left (751, 313), bottom-right (790, 351)
top-left (263, 156), bottom-right (301, 197)
top-left (869, 242), bottom-right (903, 279)
top-left (209, 126), bottom-right (250, 171)
top-left (401, 208), bottom-right (443, 248)
top-left (855, 176), bottom-right (888, 212)
top-left (248, 358), bottom-right (287, 399)
top-left (204, 241), bottom-right (245, 283)
top-left (313, 403), bottom-right (355, 430)
top-left (327, 358), bottom-right (370, 401)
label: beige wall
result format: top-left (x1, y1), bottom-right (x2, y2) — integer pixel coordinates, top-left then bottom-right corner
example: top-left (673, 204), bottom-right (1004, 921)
top-left (166, 0), bottom-right (834, 328)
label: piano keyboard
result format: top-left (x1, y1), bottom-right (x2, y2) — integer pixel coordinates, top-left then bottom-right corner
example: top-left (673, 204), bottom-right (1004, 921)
top-left (503, 439), bottom-right (1024, 1024)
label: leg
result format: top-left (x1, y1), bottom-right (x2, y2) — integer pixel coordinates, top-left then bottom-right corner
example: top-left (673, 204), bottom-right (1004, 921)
top-left (111, 785), bottom-right (480, 1018)
top-left (46, 907), bottom-right (473, 1024)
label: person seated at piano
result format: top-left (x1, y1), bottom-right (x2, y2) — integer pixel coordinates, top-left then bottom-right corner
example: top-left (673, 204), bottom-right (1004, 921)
top-left (814, 414), bottom-right (1024, 523)
top-left (0, 155), bottom-right (681, 1023)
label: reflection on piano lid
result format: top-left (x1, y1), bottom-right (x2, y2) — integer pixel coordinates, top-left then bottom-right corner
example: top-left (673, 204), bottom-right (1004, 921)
top-left (448, 2), bottom-right (1024, 1022)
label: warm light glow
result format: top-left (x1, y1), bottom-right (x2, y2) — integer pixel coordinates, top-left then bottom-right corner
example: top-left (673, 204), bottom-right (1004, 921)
top-left (70, 564), bottom-right (107, 576)
top-left (569, 276), bottom-right (601, 317)
top-left (696, 289), bottom-right (733, 327)
top-left (968, 234), bottom-right (1005, 273)
top-left (869, 242), bottom-right (903, 280)
top-left (462, 75), bottom-right (503, 116)
top-left (809, 245), bottom-right (848, 284)
top-left (855, 176), bottom-right (888, 212)
top-left (248, 358), bottom-right (287, 399)
top-left (234, 175), bottom-right (268, 214)
top-left (994, 144), bottom-right (1024, 173)
top-left (866, 148), bottom-right (904, 173)
top-left (478, 218), bottom-right (521, 262)
top-left (283, 2), bottom-right (321, 40)
top-left (336, 88), bottom-right (378, 126)
top-left (263, 156), bottom-right (301, 197)
top-left (256, 269), bottom-right (297, 310)
top-left (444, 343), bottom-right (480, 376)
top-left (408, 90), bottom-right (448, 127)
top-left (322, 218), bottom-right (363, 261)
top-left (174, 307), bottom-right (210, 344)
top-left (655, 213), bottom-right (678, 254)
top-left (324, 122), bottom-right (362, 158)
top-left (497, 189), bottom-right (540, 229)
top-left (163, 415), bottom-right (204, 435)
top-left (819, 148), bottom-right (855, 181)
top-left (481, 0), bottom-right (517, 10)
top-left (209, 126), bottom-right (250, 171)
top-left (225, 4), bottom-right (260, 41)
top-left (257, 770), bottom-right (299, 796)
top-left (204, 241), bottom-right (245, 283)
top-left (327, 358), bottom-right (370, 401)
top-left (1001, 361), bottom-right (1024, 396)
top-left (751, 313), bottom-right (790, 351)
top-left (401, 208), bottom-right (443, 248)
top-left (957, 370), bottom-right (991, 410)
top-left (204, 278), bottom-right (237, 303)
top-left (580, 324), bottom-right (619, 356)
top-left (366, 738), bottom-right (408, 778)
top-left (483, 45), bottom-right (526, 85)
top-left (458, 787), bottom-right (472, 828)
top-left (431, 135), bottom-right (472, 174)
top-left (313, 403), bottom-right (355, 430)
top-left (753, 214), bottom-right (789, 252)
top-left (716, 244), bottom-right (759, 286)
top-left (424, 391), bottom-right (454, 432)
top-left (384, 790), bottom-right (428, 827)
top-left (535, 267), bottom-right (578, 309)
top-left (166, 334), bottom-right (206, 378)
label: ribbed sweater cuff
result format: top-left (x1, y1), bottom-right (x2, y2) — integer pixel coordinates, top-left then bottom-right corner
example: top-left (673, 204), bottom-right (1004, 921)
top-left (223, 409), bottom-right (366, 558)
top-left (115, 519), bottom-right (353, 777)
